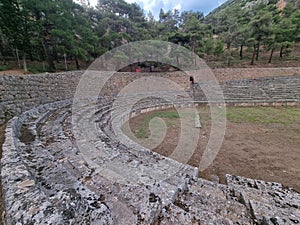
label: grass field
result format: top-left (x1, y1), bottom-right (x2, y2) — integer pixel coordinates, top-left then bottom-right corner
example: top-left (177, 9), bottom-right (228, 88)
top-left (226, 107), bottom-right (300, 125)
top-left (131, 107), bottom-right (300, 137)
top-left (134, 111), bottom-right (180, 138)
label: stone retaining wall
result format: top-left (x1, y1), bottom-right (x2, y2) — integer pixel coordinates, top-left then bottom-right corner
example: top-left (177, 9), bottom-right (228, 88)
top-left (1, 68), bottom-right (300, 125)
top-left (0, 71), bottom-right (82, 124)
top-left (213, 67), bottom-right (300, 83)
top-left (0, 71), bottom-right (189, 125)
top-left (193, 75), bottom-right (300, 105)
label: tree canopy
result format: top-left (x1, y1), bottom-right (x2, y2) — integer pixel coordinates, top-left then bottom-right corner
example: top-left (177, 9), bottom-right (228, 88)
top-left (0, 0), bottom-right (299, 72)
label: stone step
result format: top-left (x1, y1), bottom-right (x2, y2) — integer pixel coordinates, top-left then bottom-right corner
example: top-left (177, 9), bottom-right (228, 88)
top-left (226, 174), bottom-right (300, 224)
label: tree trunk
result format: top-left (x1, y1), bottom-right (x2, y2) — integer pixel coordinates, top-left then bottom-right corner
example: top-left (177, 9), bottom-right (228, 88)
top-left (44, 45), bottom-right (56, 72)
top-left (42, 61), bottom-right (46, 72)
top-left (0, 53), bottom-right (6, 65)
top-left (23, 53), bottom-right (28, 73)
top-left (255, 42), bottom-right (260, 61)
top-left (54, 49), bottom-right (59, 63)
top-left (0, 48), bottom-right (6, 65)
top-left (128, 44), bottom-right (133, 72)
top-left (29, 51), bottom-right (34, 61)
top-left (75, 57), bottom-right (80, 70)
top-left (16, 48), bottom-right (21, 68)
top-left (64, 53), bottom-right (68, 70)
top-left (280, 46), bottom-right (284, 58)
top-left (251, 45), bottom-right (256, 65)
top-left (227, 56), bottom-right (231, 67)
top-left (227, 42), bottom-right (231, 50)
top-left (239, 44), bottom-right (243, 60)
top-left (268, 48), bottom-right (274, 64)
top-left (43, 41), bottom-right (56, 72)
top-left (42, 25), bottom-right (56, 72)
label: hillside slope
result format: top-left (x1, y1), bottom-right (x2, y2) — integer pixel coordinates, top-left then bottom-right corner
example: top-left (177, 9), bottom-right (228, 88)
top-left (205, 0), bottom-right (299, 34)
top-left (203, 0), bottom-right (299, 67)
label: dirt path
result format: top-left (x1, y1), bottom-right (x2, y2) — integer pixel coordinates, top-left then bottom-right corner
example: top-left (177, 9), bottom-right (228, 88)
top-left (196, 122), bottom-right (300, 191)
top-left (0, 69), bottom-right (30, 75)
top-left (128, 107), bottom-right (300, 192)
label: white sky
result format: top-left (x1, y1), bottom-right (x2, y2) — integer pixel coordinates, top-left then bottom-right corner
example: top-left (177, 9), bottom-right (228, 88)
top-left (87, 0), bottom-right (227, 16)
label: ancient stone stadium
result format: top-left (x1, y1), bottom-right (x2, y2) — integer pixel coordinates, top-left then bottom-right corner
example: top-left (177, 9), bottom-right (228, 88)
top-left (1, 67), bottom-right (300, 224)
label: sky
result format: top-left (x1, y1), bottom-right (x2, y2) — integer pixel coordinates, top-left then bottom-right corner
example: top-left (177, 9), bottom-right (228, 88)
top-left (88, 0), bottom-right (227, 17)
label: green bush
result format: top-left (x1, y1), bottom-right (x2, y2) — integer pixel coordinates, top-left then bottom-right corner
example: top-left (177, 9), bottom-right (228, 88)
top-left (27, 64), bottom-right (45, 74)
top-left (0, 65), bottom-right (8, 71)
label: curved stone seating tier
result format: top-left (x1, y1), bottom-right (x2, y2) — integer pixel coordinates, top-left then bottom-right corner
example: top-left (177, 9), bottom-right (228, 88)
top-left (1, 72), bottom-right (299, 125)
top-left (2, 100), bottom-right (114, 224)
top-left (2, 94), bottom-right (300, 224)
top-left (193, 75), bottom-right (300, 106)
top-left (0, 72), bottom-right (82, 124)
top-left (1, 72), bottom-right (300, 224)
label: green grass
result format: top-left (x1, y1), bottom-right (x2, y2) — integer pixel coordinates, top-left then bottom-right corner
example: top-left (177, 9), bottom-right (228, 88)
top-left (132, 107), bottom-right (300, 139)
top-left (133, 111), bottom-right (179, 138)
top-left (149, 111), bottom-right (180, 119)
top-left (226, 107), bottom-right (300, 125)
top-left (135, 127), bottom-right (147, 139)
top-left (142, 111), bottom-right (180, 128)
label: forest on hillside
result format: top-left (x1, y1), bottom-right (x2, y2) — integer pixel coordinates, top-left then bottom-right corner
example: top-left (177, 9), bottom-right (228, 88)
top-left (0, 0), bottom-right (299, 72)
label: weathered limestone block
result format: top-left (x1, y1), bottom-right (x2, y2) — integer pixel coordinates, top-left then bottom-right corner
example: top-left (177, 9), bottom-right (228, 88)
top-left (226, 174), bottom-right (300, 224)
